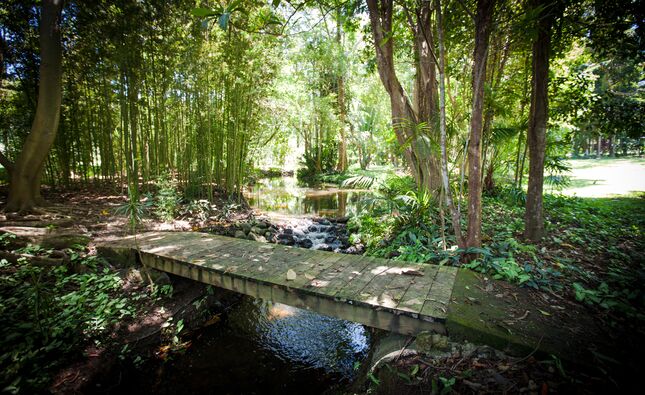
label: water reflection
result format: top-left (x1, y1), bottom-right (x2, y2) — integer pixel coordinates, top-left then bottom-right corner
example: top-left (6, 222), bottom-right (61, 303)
top-left (245, 177), bottom-right (372, 217)
top-left (134, 297), bottom-right (371, 394)
top-left (230, 298), bottom-right (370, 377)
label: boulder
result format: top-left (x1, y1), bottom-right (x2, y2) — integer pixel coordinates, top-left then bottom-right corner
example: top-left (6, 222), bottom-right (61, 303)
top-left (415, 331), bottom-right (450, 354)
top-left (316, 243), bottom-right (333, 252)
top-left (241, 222), bottom-right (252, 234)
top-left (248, 232), bottom-right (267, 243)
top-left (277, 233), bottom-right (295, 245)
top-left (254, 221), bottom-right (269, 229)
top-left (298, 238), bottom-right (313, 249)
top-left (234, 230), bottom-right (247, 239)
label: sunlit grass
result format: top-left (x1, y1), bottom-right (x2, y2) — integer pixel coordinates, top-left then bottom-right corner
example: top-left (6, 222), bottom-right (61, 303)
top-left (562, 158), bottom-right (645, 197)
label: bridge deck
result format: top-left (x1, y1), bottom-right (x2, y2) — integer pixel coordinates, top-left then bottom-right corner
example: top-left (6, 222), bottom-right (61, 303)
top-left (100, 232), bottom-right (458, 335)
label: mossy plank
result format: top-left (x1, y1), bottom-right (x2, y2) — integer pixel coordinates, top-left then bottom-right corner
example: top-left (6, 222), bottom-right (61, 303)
top-left (374, 268), bottom-right (416, 310)
top-left (396, 265), bottom-right (439, 315)
top-left (290, 253), bottom-right (345, 290)
top-left (419, 265), bottom-right (458, 320)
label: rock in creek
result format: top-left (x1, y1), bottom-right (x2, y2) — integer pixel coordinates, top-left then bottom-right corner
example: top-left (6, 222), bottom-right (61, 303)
top-left (234, 230), bottom-right (247, 239)
top-left (248, 232), bottom-right (267, 243)
top-left (298, 238), bottom-right (313, 249)
top-left (316, 243), bottom-right (333, 252)
top-left (277, 233), bottom-right (295, 245)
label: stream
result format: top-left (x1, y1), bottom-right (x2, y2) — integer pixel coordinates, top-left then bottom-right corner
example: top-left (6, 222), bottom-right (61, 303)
top-left (244, 176), bottom-right (373, 218)
top-left (117, 177), bottom-right (379, 394)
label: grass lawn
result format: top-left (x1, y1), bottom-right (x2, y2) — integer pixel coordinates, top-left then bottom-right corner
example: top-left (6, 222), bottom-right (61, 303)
top-left (561, 157), bottom-right (645, 197)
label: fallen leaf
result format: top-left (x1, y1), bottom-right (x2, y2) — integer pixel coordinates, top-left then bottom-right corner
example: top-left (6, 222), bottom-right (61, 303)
top-left (286, 269), bottom-right (296, 281)
top-left (304, 273), bottom-right (315, 280)
top-left (402, 269), bottom-right (423, 276)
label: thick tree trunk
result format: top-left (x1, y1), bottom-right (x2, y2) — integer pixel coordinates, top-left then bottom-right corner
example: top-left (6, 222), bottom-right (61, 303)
top-left (366, 0), bottom-right (440, 192)
top-left (524, 0), bottom-right (555, 242)
top-left (5, 0), bottom-right (63, 212)
top-left (465, 0), bottom-right (495, 249)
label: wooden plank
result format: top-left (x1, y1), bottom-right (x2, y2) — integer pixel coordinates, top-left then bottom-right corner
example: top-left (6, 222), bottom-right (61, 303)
top-left (288, 252), bottom-right (345, 289)
top-left (316, 256), bottom-right (372, 298)
top-left (303, 254), bottom-right (359, 295)
top-left (334, 257), bottom-right (390, 302)
top-left (373, 266), bottom-right (419, 309)
top-left (419, 265), bottom-right (458, 320)
top-left (396, 264), bottom-right (440, 315)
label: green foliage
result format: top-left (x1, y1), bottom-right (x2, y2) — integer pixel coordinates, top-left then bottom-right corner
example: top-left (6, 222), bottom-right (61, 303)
top-left (462, 239), bottom-right (562, 290)
top-left (0, 255), bottom-right (136, 394)
top-left (114, 189), bottom-right (152, 232)
top-left (179, 199), bottom-right (213, 222)
top-left (155, 172), bottom-right (181, 222)
top-left (296, 147), bottom-right (338, 186)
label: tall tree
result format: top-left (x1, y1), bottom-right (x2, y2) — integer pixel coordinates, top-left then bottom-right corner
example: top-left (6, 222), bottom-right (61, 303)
top-left (3, 0), bottom-right (63, 212)
top-left (335, 8), bottom-right (348, 172)
top-left (436, 0), bottom-right (464, 247)
top-left (524, 0), bottom-right (557, 242)
top-left (465, 0), bottom-right (496, 249)
top-left (366, 0), bottom-right (441, 192)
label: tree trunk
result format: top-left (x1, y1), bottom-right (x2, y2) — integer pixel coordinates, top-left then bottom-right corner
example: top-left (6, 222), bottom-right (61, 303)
top-left (524, 0), bottom-right (555, 242)
top-left (5, 0), bottom-right (63, 212)
top-left (436, 0), bottom-right (464, 248)
top-left (465, 0), bottom-right (495, 249)
top-left (336, 10), bottom-right (348, 172)
top-left (366, 0), bottom-right (441, 192)
top-left (596, 135), bottom-right (602, 158)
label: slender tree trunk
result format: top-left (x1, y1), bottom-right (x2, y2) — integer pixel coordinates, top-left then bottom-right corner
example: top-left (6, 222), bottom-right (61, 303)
top-left (436, 0), bottom-right (464, 248)
top-left (524, 0), bottom-right (556, 242)
top-left (465, 0), bottom-right (495, 249)
top-left (596, 135), bottom-right (602, 158)
top-left (5, 0), bottom-right (63, 212)
top-left (336, 9), bottom-right (348, 172)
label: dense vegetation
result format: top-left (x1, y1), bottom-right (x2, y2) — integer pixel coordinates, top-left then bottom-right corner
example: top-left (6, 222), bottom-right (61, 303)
top-left (0, 0), bottom-right (643, 393)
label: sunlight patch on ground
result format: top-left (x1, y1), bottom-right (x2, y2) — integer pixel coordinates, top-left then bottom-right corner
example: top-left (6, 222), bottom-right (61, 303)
top-left (561, 158), bottom-right (645, 198)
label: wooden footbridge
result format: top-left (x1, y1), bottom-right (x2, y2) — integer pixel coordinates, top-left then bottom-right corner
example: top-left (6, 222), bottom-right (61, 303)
top-left (97, 231), bottom-right (612, 366)
top-left (100, 232), bottom-right (458, 335)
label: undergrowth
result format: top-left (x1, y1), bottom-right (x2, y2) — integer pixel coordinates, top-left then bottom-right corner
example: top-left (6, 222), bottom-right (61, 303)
top-left (349, 180), bottom-right (645, 321)
top-left (0, 245), bottom-right (140, 394)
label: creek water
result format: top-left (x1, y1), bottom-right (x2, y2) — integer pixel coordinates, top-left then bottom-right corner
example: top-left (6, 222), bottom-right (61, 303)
top-left (119, 178), bottom-right (378, 394)
top-left (244, 176), bottom-right (373, 218)
top-left (125, 298), bottom-right (371, 394)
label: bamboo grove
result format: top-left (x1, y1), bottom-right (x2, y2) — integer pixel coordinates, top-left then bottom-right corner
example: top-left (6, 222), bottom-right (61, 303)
top-left (2, 0), bottom-right (280, 200)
